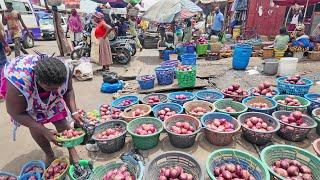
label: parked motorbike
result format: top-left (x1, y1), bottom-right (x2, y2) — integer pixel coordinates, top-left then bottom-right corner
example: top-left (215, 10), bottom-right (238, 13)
top-left (71, 31), bottom-right (132, 65)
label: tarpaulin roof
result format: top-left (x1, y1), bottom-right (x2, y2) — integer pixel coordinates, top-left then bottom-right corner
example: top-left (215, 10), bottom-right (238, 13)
top-left (273, 0), bottom-right (320, 6)
top-left (89, 0), bottom-right (128, 8)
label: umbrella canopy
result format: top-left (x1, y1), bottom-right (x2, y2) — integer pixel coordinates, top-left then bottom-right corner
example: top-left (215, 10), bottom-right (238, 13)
top-left (273, 0), bottom-right (320, 6)
top-left (89, 0), bottom-right (128, 8)
top-left (142, 0), bottom-right (202, 23)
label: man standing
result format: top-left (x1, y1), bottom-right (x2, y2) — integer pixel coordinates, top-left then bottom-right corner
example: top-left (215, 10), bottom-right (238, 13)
top-left (2, 0), bottom-right (31, 57)
top-left (210, 7), bottom-right (224, 37)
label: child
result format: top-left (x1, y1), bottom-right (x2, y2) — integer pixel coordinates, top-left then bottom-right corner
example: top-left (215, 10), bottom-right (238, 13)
top-left (274, 27), bottom-right (290, 51)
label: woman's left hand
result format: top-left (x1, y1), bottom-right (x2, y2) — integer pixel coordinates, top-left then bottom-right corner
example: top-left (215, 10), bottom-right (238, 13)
top-left (72, 112), bottom-right (83, 125)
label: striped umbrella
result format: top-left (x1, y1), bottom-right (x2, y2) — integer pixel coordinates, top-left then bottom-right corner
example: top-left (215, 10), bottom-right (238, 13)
top-left (142, 0), bottom-right (202, 23)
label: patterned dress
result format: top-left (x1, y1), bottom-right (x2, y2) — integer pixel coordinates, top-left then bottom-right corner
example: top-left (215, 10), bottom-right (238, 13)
top-left (4, 55), bottom-right (69, 139)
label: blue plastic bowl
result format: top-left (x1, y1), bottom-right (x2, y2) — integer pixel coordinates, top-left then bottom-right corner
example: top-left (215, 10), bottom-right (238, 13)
top-left (242, 96), bottom-right (278, 115)
top-left (152, 103), bottom-right (184, 119)
top-left (19, 172), bottom-right (42, 180)
top-left (195, 89), bottom-right (224, 103)
top-left (168, 92), bottom-right (195, 106)
top-left (304, 93), bottom-right (320, 114)
top-left (0, 171), bottom-right (17, 179)
top-left (111, 95), bottom-right (139, 110)
top-left (19, 160), bottom-right (45, 177)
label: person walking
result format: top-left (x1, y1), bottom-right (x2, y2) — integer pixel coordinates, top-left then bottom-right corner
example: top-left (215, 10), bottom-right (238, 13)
top-left (210, 7), bottom-right (224, 37)
top-left (129, 16), bottom-right (143, 51)
top-left (92, 12), bottom-right (113, 71)
top-left (4, 55), bottom-right (83, 165)
top-left (2, 0), bottom-right (30, 57)
top-left (67, 9), bottom-right (83, 47)
top-left (0, 22), bottom-right (11, 101)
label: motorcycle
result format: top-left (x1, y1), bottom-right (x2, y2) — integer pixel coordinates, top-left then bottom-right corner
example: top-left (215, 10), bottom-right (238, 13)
top-left (71, 31), bottom-right (132, 65)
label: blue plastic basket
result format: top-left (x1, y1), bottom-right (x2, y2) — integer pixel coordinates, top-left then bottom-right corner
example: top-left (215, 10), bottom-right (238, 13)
top-left (181, 53), bottom-right (197, 66)
top-left (152, 103), bottom-right (184, 119)
top-left (277, 77), bottom-right (313, 96)
top-left (160, 60), bottom-right (179, 68)
top-left (249, 88), bottom-right (280, 97)
top-left (155, 66), bottom-right (175, 85)
top-left (19, 160), bottom-right (45, 177)
top-left (195, 89), bottom-right (224, 103)
top-left (168, 92), bottom-right (195, 106)
top-left (19, 172), bottom-right (42, 180)
top-left (163, 49), bottom-right (176, 61)
top-left (0, 172), bottom-right (17, 179)
top-left (304, 93), bottom-right (320, 115)
top-left (111, 95), bottom-right (139, 110)
top-left (242, 96), bottom-right (278, 115)
top-left (136, 75), bottom-right (155, 90)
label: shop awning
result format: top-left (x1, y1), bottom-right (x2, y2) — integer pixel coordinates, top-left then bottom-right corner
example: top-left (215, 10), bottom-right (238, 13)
top-left (273, 0), bottom-right (320, 6)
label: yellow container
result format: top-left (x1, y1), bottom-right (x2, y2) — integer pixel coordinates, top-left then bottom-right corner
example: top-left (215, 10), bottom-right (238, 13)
top-left (274, 49), bottom-right (285, 59)
top-left (233, 26), bottom-right (241, 39)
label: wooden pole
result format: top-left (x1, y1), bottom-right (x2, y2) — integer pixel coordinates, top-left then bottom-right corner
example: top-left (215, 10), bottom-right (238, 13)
top-left (303, 0), bottom-right (310, 21)
top-left (285, 6), bottom-right (292, 26)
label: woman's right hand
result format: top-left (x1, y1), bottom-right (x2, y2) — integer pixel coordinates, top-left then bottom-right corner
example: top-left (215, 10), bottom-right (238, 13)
top-left (43, 128), bottom-right (61, 146)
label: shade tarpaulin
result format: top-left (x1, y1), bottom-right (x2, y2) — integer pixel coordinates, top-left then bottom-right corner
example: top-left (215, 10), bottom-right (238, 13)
top-left (273, 0), bottom-right (320, 6)
top-left (65, 0), bottom-right (80, 9)
top-left (89, 0), bottom-right (128, 8)
top-left (142, 0), bottom-right (203, 23)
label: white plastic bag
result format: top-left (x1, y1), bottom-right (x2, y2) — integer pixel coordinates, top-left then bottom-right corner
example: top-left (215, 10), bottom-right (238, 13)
top-left (73, 62), bottom-right (93, 81)
top-left (47, 0), bottom-right (63, 6)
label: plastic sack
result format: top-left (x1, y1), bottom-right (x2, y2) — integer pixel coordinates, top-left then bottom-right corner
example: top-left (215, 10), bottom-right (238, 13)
top-left (47, 0), bottom-right (63, 6)
top-left (102, 71), bottom-right (118, 84)
top-left (100, 80), bottom-right (124, 93)
top-left (73, 62), bottom-right (93, 81)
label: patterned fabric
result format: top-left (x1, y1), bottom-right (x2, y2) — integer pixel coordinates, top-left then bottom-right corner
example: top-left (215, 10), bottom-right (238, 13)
top-left (4, 55), bottom-right (69, 123)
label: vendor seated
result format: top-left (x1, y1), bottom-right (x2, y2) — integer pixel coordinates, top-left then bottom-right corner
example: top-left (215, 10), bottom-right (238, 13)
top-left (274, 27), bottom-right (290, 51)
top-left (292, 31), bottom-right (314, 50)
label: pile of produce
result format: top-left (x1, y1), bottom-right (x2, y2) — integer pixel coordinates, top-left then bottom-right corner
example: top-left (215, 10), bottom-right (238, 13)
top-left (177, 65), bottom-right (193, 72)
top-left (276, 96), bottom-right (302, 106)
top-left (271, 159), bottom-right (312, 180)
top-left (0, 175), bottom-right (16, 180)
top-left (86, 111), bottom-right (100, 126)
top-left (130, 108), bottom-right (147, 118)
top-left (205, 119), bottom-right (235, 132)
top-left (147, 96), bottom-right (160, 105)
top-left (134, 124), bottom-right (157, 135)
top-left (183, 42), bottom-right (195, 46)
top-left (139, 75), bottom-right (154, 81)
top-left (222, 84), bottom-right (249, 97)
top-left (213, 163), bottom-right (256, 180)
top-left (157, 108), bottom-right (177, 121)
top-left (103, 165), bottom-right (135, 180)
top-left (57, 129), bottom-right (84, 139)
top-left (175, 94), bottom-right (187, 100)
top-left (119, 100), bottom-right (133, 106)
top-left (247, 102), bottom-right (269, 109)
top-left (96, 127), bottom-right (124, 139)
top-left (224, 107), bottom-right (236, 113)
top-left (196, 36), bottom-right (207, 44)
top-left (111, 108), bottom-right (122, 120)
top-left (283, 75), bottom-right (305, 85)
top-left (279, 111), bottom-right (308, 127)
top-left (242, 117), bottom-right (274, 131)
top-left (158, 166), bottom-right (193, 180)
top-left (77, 109), bottom-right (86, 118)
top-left (190, 107), bottom-right (208, 116)
top-left (251, 82), bottom-right (276, 96)
top-left (289, 46), bottom-right (308, 53)
top-left (44, 161), bottom-right (68, 180)
top-left (100, 104), bottom-right (111, 122)
top-left (26, 176), bottom-right (37, 180)
top-left (170, 122), bottom-right (196, 134)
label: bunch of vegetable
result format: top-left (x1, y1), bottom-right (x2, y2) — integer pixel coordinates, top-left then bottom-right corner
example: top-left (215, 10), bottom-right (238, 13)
top-left (242, 117), bottom-right (274, 131)
top-left (279, 111), bottom-right (308, 127)
top-left (134, 124), bottom-right (157, 135)
top-left (224, 107), bottom-right (237, 113)
top-left (158, 166), bottom-right (193, 180)
top-left (44, 160), bottom-right (68, 180)
top-left (23, 165), bottom-right (44, 175)
top-left (96, 127), bottom-right (124, 140)
top-left (147, 96), bottom-right (160, 104)
top-left (283, 75), bottom-right (306, 85)
top-left (100, 104), bottom-right (111, 122)
top-left (251, 82), bottom-right (277, 97)
top-left (247, 102), bottom-right (269, 109)
top-left (175, 94), bottom-right (187, 100)
top-left (87, 110), bottom-right (100, 126)
top-left (222, 84), bottom-right (249, 97)
top-left (170, 122), bottom-right (196, 135)
top-left (206, 119), bottom-right (235, 132)
top-left (119, 100), bottom-right (133, 106)
top-left (57, 129), bottom-right (84, 139)
top-left (271, 159), bottom-right (312, 180)
top-left (213, 163), bottom-right (256, 180)
top-left (103, 165), bottom-right (135, 180)
top-left (157, 108), bottom-right (177, 121)
top-left (111, 109), bottom-right (122, 120)
top-left (289, 46), bottom-right (308, 53)
top-left (276, 96), bottom-right (302, 106)
top-left (190, 107), bottom-right (208, 116)
top-left (196, 36), bottom-right (207, 45)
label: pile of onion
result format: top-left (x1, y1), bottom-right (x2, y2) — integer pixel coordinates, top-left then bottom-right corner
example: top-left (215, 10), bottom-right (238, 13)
top-left (222, 84), bottom-right (249, 97)
top-left (206, 119), bottom-right (235, 132)
top-left (279, 111), bottom-right (308, 127)
top-left (271, 159), bottom-right (312, 180)
top-left (103, 165), bottom-right (135, 180)
top-left (277, 96), bottom-right (302, 106)
top-left (135, 124), bottom-right (157, 135)
top-left (284, 75), bottom-right (306, 85)
top-left (158, 166), bottom-right (193, 180)
top-left (242, 117), bottom-right (274, 132)
top-left (170, 122), bottom-right (195, 134)
top-left (213, 163), bottom-right (256, 180)
top-left (251, 82), bottom-right (276, 96)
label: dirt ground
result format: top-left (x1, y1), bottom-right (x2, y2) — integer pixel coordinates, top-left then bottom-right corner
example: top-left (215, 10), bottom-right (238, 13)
top-left (0, 46), bottom-right (319, 178)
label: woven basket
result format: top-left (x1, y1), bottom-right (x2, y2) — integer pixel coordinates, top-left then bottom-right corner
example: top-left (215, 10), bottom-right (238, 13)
top-left (121, 104), bottom-right (152, 122)
top-left (111, 95), bottom-right (139, 110)
top-left (184, 100), bottom-right (215, 119)
top-left (261, 144), bottom-right (320, 180)
top-left (242, 96), bottom-right (278, 115)
top-left (272, 111), bottom-right (317, 142)
top-left (43, 157), bottom-right (70, 180)
top-left (145, 151), bottom-right (204, 180)
top-left (313, 138), bottom-right (320, 157)
top-left (308, 51), bottom-right (320, 61)
top-left (56, 128), bottom-right (85, 148)
top-left (176, 66), bottom-right (197, 88)
top-left (141, 93), bottom-right (168, 107)
top-left (19, 160), bottom-right (45, 177)
top-left (136, 75), bottom-right (156, 90)
top-left (273, 95), bottom-right (311, 113)
top-left (89, 162), bottom-right (143, 180)
top-left (152, 103), bottom-right (184, 120)
top-left (168, 91), bottom-right (195, 106)
top-left (238, 112), bottom-right (280, 145)
top-left (68, 160), bottom-right (91, 180)
top-left (312, 108), bottom-right (320, 136)
top-left (206, 149), bottom-right (270, 180)
top-left (155, 66), bottom-right (175, 85)
top-left (127, 117), bottom-right (163, 150)
top-left (164, 114), bottom-right (201, 148)
top-left (214, 99), bottom-right (248, 117)
top-left (277, 77), bottom-right (313, 96)
top-left (304, 93), bottom-right (320, 114)
top-left (92, 120), bottom-right (127, 153)
top-left (201, 112), bottom-right (241, 146)
top-left (195, 89), bottom-right (224, 103)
